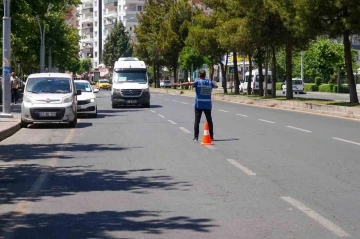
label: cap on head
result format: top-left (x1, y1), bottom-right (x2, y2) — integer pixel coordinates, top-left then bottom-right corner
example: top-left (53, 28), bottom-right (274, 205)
top-left (198, 70), bottom-right (206, 78)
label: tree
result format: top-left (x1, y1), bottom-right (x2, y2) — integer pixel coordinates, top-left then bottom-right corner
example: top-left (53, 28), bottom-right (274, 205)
top-left (102, 22), bottom-right (133, 69)
top-left (298, 0), bottom-right (360, 103)
top-left (179, 46), bottom-right (206, 81)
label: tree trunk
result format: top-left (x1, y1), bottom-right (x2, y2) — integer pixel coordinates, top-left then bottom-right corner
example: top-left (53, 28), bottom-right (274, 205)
top-left (153, 62), bottom-right (157, 88)
top-left (264, 49), bottom-right (270, 96)
top-left (257, 48), bottom-right (264, 96)
top-left (220, 53), bottom-right (228, 94)
top-left (233, 52), bottom-right (240, 94)
top-left (247, 54), bottom-right (252, 95)
top-left (271, 46), bottom-right (277, 98)
top-left (343, 31), bottom-right (359, 103)
top-left (285, 34), bottom-right (293, 99)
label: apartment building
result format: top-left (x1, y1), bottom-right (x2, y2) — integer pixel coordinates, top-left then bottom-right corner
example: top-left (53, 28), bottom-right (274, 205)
top-left (77, 0), bottom-right (144, 69)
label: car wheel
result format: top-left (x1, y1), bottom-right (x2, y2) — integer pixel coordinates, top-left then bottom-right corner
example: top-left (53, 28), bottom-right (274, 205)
top-left (20, 119), bottom-right (29, 128)
top-left (112, 104), bottom-right (116, 109)
top-left (69, 114), bottom-right (77, 128)
top-left (92, 108), bottom-right (98, 118)
top-left (282, 91), bottom-right (285, 94)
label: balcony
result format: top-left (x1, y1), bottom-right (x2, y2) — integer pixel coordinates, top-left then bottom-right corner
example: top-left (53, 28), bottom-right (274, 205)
top-left (80, 13), bottom-right (93, 23)
top-left (81, 47), bottom-right (93, 54)
top-left (81, 34), bottom-right (94, 43)
top-left (103, 10), bottom-right (118, 19)
top-left (104, 0), bottom-right (118, 5)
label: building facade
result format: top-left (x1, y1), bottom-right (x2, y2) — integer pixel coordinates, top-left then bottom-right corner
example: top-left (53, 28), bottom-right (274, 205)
top-left (77, 0), bottom-right (145, 69)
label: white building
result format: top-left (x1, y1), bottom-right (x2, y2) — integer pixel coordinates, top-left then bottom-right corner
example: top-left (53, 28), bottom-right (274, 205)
top-left (77, 0), bottom-right (144, 69)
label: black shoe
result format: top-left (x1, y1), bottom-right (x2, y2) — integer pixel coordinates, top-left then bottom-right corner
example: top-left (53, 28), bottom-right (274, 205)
top-left (193, 136), bottom-right (198, 141)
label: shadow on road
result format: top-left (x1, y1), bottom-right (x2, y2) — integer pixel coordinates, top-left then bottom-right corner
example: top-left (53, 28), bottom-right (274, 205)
top-left (1, 209), bottom-right (217, 238)
top-left (27, 122), bottom-right (93, 129)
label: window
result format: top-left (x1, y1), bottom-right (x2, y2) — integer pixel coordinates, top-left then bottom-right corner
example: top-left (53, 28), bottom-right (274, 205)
top-left (95, 52), bottom-right (98, 57)
top-left (137, 6), bottom-right (142, 11)
top-left (129, 27), bottom-right (132, 31)
top-left (95, 22), bottom-right (97, 27)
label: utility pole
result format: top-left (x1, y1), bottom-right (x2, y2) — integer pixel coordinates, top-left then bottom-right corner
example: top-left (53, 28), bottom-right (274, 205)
top-left (190, 0), bottom-right (194, 82)
top-left (36, 4), bottom-right (52, 73)
top-left (1, 0), bottom-right (12, 117)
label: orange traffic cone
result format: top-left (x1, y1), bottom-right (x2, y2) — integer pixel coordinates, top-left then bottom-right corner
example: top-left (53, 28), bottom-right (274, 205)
top-left (201, 122), bottom-right (213, 145)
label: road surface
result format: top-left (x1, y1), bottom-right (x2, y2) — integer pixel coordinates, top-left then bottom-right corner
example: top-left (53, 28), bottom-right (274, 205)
top-left (1, 90), bottom-right (360, 238)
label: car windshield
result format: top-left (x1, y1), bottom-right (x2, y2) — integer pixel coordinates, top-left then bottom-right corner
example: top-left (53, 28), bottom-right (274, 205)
top-left (113, 70), bottom-right (147, 83)
top-left (75, 82), bottom-right (92, 92)
top-left (99, 80), bottom-right (109, 83)
top-left (26, 77), bottom-right (71, 94)
top-left (293, 80), bottom-right (303, 85)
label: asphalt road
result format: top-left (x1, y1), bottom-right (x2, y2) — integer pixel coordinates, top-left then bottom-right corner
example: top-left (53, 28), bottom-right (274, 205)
top-left (1, 90), bottom-right (360, 238)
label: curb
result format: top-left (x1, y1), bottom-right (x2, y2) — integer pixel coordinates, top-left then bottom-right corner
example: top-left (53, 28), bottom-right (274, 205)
top-left (0, 122), bottom-right (21, 142)
top-left (152, 88), bottom-right (360, 120)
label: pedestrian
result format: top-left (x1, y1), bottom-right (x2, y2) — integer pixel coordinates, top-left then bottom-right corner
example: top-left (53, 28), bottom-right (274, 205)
top-left (174, 70), bottom-right (218, 141)
top-left (10, 72), bottom-right (19, 104)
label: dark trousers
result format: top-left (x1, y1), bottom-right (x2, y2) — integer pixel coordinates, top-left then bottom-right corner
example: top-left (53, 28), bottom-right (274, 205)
top-left (194, 108), bottom-right (213, 138)
top-left (11, 89), bottom-right (18, 103)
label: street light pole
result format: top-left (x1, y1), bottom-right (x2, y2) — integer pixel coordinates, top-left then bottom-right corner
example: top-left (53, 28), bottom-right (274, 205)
top-left (1, 0), bottom-right (12, 117)
top-left (36, 16), bottom-right (46, 73)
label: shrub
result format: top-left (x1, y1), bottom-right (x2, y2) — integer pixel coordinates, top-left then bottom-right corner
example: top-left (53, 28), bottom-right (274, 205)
top-left (0, 86), bottom-right (2, 104)
top-left (333, 84), bottom-right (349, 93)
top-left (318, 84), bottom-right (335, 92)
top-left (304, 83), bottom-right (319, 91)
top-left (315, 77), bottom-right (322, 86)
top-left (276, 82), bottom-right (283, 90)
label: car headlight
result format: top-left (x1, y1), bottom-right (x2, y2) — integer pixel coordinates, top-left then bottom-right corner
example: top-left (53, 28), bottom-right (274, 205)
top-left (143, 88), bottom-right (149, 92)
top-left (24, 95), bottom-right (33, 103)
top-left (90, 98), bottom-right (95, 103)
top-left (63, 96), bottom-right (73, 103)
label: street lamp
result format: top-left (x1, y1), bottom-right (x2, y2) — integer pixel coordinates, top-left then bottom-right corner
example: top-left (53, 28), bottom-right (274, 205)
top-left (36, 4), bottom-right (52, 73)
top-left (1, 0), bottom-right (12, 117)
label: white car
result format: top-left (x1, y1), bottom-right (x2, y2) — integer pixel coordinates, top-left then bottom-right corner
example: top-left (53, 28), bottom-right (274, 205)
top-left (282, 78), bottom-right (304, 94)
top-left (75, 80), bottom-right (98, 117)
top-left (21, 73), bottom-right (81, 128)
top-left (160, 80), bottom-right (171, 88)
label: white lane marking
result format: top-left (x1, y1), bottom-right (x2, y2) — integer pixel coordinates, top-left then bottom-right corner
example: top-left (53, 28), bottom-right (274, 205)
top-left (281, 196), bottom-right (351, 238)
top-left (179, 127), bottom-right (191, 134)
top-left (181, 102), bottom-right (188, 104)
top-left (150, 110), bottom-right (156, 113)
top-left (286, 126), bottom-right (312, 133)
top-left (205, 145), bottom-right (216, 150)
top-left (258, 119), bottom-right (275, 124)
top-left (218, 109), bottom-right (229, 113)
top-left (226, 159), bottom-right (257, 176)
top-left (332, 137), bottom-right (360, 146)
top-left (158, 114), bottom-right (166, 118)
top-left (237, 114), bottom-right (249, 117)
top-left (173, 100), bottom-right (179, 102)
top-left (168, 120), bottom-right (177, 125)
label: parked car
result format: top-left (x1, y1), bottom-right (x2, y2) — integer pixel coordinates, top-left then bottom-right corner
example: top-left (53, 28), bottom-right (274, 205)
top-left (96, 79), bottom-right (111, 90)
top-left (282, 78), bottom-right (304, 94)
top-left (75, 80), bottom-right (98, 117)
top-left (21, 73), bottom-right (81, 128)
top-left (160, 80), bottom-right (171, 88)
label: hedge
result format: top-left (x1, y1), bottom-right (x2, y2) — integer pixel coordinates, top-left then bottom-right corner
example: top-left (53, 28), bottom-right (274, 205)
top-left (319, 84), bottom-right (335, 92)
top-left (276, 82), bottom-right (283, 90)
top-left (333, 84), bottom-right (349, 93)
top-left (304, 83), bottom-right (319, 92)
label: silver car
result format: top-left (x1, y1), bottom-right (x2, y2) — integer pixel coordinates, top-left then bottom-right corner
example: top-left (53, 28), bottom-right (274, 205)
top-left (21, 73), bottom-right (81, 128)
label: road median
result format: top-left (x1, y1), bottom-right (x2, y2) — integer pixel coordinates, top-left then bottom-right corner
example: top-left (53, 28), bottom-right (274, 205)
top-left (152, 88), bottom-right (360, 120)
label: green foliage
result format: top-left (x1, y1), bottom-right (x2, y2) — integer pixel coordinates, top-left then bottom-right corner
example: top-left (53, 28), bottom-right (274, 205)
top-left (304, 83), bottom-right (319, 91)
top-left (179, 47), bottom-right (206, 71)
top-left (0, 0), bottom-right (82, 74)
top-left (315, 77), bottom-right (322, 86)
top-left (102, 22), bottom-right (133, 68)
top-left (276, 82), bottom-right (283, 90)
top-left (333, 85), bottom-right (349, 93)
top-left (79, 58), bottom-right (92, 73)
top-left (318, 84), bottom-right (335, 92)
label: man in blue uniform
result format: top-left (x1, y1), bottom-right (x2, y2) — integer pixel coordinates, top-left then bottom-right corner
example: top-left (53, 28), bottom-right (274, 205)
top-left (175, 70), bottom-right (218, 141)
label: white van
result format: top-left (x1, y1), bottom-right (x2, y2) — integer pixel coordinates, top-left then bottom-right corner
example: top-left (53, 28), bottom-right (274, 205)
top-left (111, 57), bottom-right (150, 108)
top-left (240, 69), bottom-right (272, 94)
top-left (282, 78), bottom-right (304, 94)
top-left (21, 73), bottom-right (81, 128)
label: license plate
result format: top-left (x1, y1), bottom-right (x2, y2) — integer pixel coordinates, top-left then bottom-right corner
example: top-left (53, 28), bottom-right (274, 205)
top-left (39, 112), bottom-right (56, 117)
top-left (127, 100), bottom-right (137, 104)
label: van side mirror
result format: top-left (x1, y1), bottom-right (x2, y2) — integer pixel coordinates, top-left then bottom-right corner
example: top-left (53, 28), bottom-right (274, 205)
top-left (76, 89), bottom-right (82, 95)
top-left (93, 88), bottom-right (99, 93)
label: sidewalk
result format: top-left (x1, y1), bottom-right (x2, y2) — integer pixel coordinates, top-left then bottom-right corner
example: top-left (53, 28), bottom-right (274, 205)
top-left (0, 102), bottom-right (22, 142)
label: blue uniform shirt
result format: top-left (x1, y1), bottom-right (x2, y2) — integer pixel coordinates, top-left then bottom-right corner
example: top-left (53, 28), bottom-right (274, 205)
top-left (194, 79), bottom-right (215, 109)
